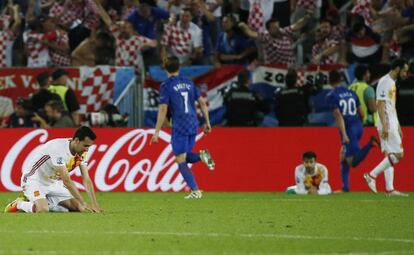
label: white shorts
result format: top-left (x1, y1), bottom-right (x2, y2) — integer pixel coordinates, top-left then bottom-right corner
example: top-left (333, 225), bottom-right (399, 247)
top-left (379, 129), bottom-right (404, 154)
top-left (22, 179), bottom-right (73, 207)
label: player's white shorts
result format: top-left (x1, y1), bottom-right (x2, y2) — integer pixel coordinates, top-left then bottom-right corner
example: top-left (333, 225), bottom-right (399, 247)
top-left (21, 179), bottom-right (73, 207)
top-left (379, 129), bottom-right (403, 154)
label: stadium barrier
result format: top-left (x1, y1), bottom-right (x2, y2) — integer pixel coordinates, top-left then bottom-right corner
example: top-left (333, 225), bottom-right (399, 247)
top-left (0, 127), bottom-right (413, 192)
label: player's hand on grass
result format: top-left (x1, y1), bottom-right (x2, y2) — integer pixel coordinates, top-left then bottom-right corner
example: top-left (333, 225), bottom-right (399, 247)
top-left (203, 123), bottom-right (212, 134)
top-left (308, 186), bottom-right (318, 195)
top-left (91, 205), bottom-right (104, 213)
top-left (78, 202), bottom-right (92, 212)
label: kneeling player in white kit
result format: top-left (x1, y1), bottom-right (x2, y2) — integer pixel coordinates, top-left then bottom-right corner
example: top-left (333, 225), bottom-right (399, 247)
top-left (286, 151), bottom-right (332, 195)
top-left (5, 126), bottom-right (103, 213)
top-left (364, 58), bottom-right (409, 196)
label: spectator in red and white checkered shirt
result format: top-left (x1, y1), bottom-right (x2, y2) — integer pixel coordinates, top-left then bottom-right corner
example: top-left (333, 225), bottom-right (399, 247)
top-left (312, 20), bottom-right (341, 65)
top-left (49, 0), bottom-right (100, 51)
top-left (49, 0), bottom-right (99, 30)
top-left (160, 9), bottom-right (203, 65)
top-left (0, 4), bottom-right (21, 68)
top-left (239, 14), bottom-right (311, 65)
top-left (23, 18), bottom-right (51, 67)
top-left (41, 16), bottom-right (71, 66)
top-left (0, 5), bottom-right (21, 68)
top-left (95, 0), bottom-right (157, 74)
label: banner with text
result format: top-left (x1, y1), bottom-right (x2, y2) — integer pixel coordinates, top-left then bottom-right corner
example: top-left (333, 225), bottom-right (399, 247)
top-left (144, 65), bottom-right (348, 127)
top-left (0, 128), bottom-right (413, 192)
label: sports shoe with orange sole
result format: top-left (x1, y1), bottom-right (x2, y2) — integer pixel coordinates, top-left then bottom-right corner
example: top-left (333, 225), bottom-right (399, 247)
top-left (4, 196), bottom-right (26, 213)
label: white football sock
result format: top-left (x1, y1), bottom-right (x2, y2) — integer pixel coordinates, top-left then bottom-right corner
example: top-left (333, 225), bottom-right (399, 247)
top-left (49, 205), bottom-right (69, 212)
top-left (17, 201), bottom-right (34, 213)
top-left (370, 157), bottom-right (391, 178)
top-left (384, 167), bottom-right (394, 192)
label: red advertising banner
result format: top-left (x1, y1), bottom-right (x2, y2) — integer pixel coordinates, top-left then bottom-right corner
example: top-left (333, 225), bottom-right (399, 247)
top-left (0, 128), bottom-right (413, 192)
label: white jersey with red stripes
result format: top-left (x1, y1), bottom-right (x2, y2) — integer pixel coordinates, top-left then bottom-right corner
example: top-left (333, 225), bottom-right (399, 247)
top-left (21, 138), bottom-right (86, 186)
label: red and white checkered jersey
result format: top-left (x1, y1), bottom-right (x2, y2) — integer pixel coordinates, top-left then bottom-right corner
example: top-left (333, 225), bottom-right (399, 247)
top-left (0, 30), bottom-right (16, 68)
top-left (248, 0), bottom-right (265, 33)
top-left (23, 31), bottom-right (50, 67)
top-left (48, 2), bottom-right (64, 18)
top-left (349, 0), bottom-right (373, 27)
top-left (312, 37), bottom-right (339, 65)
top-left (258, 26), bottom-right (295, 65)
top-left (161, 21), bottom-right (203, 63)
top-left (297, 0), bottom-right (316, 11)
top-left (49, 0), bottom-right (99, 29)
top-left (48, 30), bottom-right (71, 66)
top-left (111, 25), bottom-right (150, 74)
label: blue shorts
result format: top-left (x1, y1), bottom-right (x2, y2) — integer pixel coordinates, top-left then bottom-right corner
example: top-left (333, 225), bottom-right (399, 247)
top-left (171, 134), bottom-right (196, 156)
top-left (343, 122), bottom-right (363, 157)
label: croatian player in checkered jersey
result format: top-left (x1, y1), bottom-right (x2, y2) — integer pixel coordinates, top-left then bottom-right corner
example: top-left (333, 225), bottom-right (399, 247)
top-left (5, 126), bottom-right (103, 213)
top-left (151, 56), bottom-right (215, 199)
top-left (364, 59), bottom-right (409, 196)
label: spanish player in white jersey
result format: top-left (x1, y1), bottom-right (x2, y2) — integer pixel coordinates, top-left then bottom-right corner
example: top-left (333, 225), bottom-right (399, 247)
top-left (5, 126), bottom-right (103, 213)
top-left (364, 58), bottom-right (409, 196)
top-left (286, 151), bottom-right (332, 195)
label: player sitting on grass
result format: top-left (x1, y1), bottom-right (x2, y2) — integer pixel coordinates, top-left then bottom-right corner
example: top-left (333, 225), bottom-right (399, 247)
top-left (5, 126), bottom-right (103, 213)
top-left (286, 151), bottom-right (332, 195)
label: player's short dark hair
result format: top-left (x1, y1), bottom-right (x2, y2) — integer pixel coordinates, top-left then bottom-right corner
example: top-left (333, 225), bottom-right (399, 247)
top-left (37, 72), bottom-right (50, 88)
top-left (52, 68), bottom-right (68, 81)
top-left (390, 58), bottom-right (407, 70)
top-left (164, 56), bottom-right (180, 73)
top-left (73, 126), bottom-right (97, 141)
top-left (45, 100), bottom-right (65, 113)
top-left (285, 68), bottom-right (297, 88)
top-left (329, 70), bottom-right (341, 84)
top-left (181, 7), bottom-right (192, 15)
top-left (354, 65), bottom-right (369, 81)
top-left (302, 151), bottom-right (317, 160)
top-left (237, 69), bottom-right (249, 87)
top-left (265, 18), bottom-right (279, 30)
top-left (320, 19), bottom-right (332, 26)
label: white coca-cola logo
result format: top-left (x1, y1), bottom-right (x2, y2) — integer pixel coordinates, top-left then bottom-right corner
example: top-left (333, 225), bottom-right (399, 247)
top-left (1, 129), bottom-right (204, 192)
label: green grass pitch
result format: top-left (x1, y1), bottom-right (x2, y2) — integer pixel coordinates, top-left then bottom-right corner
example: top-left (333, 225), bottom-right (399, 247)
top-left (1, 192), bottom-right (413, 255)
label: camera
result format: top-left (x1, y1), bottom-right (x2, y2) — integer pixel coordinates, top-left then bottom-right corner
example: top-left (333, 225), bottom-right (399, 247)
top-left (85, 111), bottom-right (129, 127)
top-left (83, 104), bottom-right (128, 127)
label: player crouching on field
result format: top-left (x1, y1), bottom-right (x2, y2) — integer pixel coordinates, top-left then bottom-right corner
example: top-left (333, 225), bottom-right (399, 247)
top-left (286, 151), bottom-right (332, 195)
top-left (5, 126), bottom-right (103, 213)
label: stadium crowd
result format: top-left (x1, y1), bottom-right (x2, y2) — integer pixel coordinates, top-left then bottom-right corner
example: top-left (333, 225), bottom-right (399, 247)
top-left (0, 0), bottom-right (413, 127)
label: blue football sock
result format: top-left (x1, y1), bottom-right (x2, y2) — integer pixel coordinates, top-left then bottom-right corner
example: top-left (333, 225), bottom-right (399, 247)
top-left (178, 162), bottom-right (198, 191)
top-left (341, 161), bottom-right (350, 192)
top-left (186, 152), bottom-right (200, 163)
top-left (351, 141), bottom-right (373, 167)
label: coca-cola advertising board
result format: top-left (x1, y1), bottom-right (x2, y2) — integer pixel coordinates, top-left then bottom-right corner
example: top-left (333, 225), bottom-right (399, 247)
top-left (0, 128), bottom-right (413, 192)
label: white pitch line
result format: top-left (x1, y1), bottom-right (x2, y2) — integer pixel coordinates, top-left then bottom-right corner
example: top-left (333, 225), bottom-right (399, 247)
top-left (1, 230), bottom-right (414, 245)
top-left (0, 250), bottom-right (412, 255)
